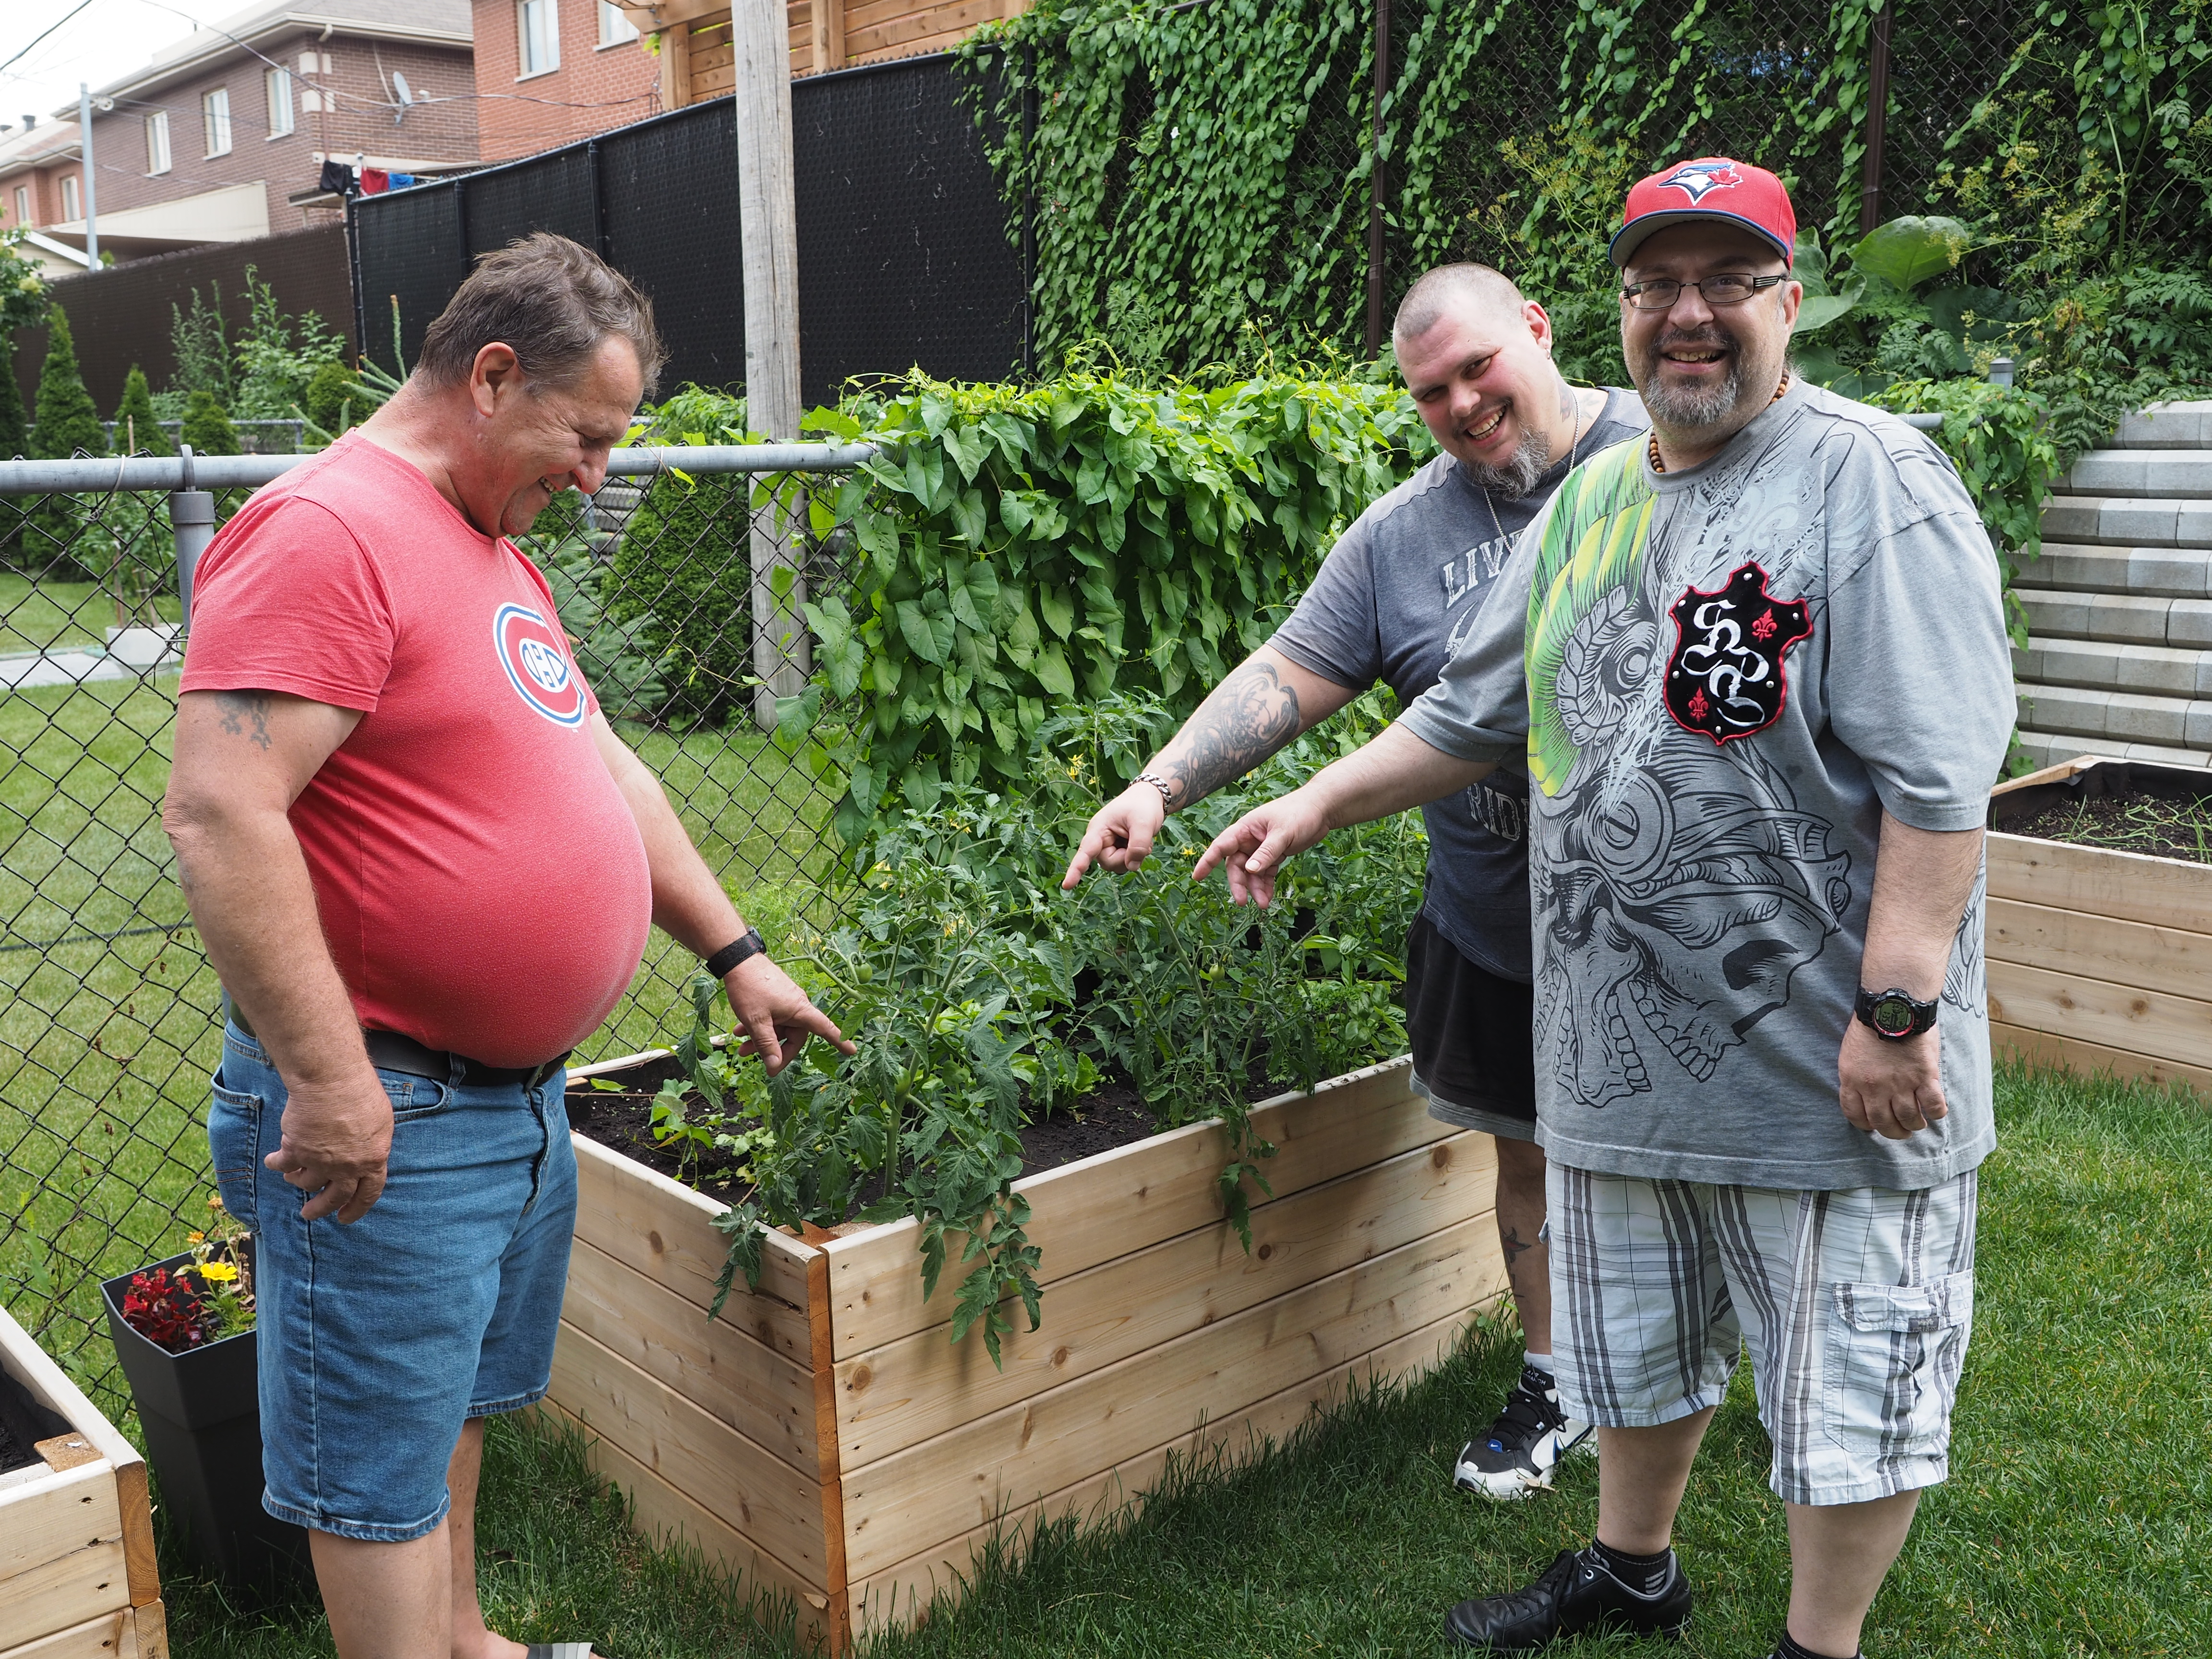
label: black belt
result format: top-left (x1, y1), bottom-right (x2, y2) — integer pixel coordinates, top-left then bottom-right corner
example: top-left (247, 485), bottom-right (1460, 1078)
top-left (225, 998), bottom-right (569, 1090)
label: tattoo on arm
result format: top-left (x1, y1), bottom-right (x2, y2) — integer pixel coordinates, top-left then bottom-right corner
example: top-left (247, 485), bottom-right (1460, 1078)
top-left (1501, 1226), bottom-right (1532, 1264)
top-left (216, 692), bottom-right (273, 751)
top-left (1155, 659), bottom-right (1302, 807)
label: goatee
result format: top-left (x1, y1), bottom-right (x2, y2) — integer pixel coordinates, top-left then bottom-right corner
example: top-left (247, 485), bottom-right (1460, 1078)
top-left (1637, 323), bottom-right (1747, 429)
top-left (1463, 424), bottom-right (1551, 499)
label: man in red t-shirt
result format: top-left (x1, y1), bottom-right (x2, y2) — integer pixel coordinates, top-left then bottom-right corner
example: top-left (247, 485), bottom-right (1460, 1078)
top-left (163, 233), bottom-right (849, 1659)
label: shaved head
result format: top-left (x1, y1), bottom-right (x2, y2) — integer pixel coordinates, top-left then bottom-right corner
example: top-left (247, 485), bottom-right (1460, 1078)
top-left (1392, 263), bottom-right (1526, 345)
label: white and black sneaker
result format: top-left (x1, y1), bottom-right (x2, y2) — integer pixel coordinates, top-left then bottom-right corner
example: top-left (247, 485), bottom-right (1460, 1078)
top-left (1453, 1364), bottom-right (1595, 1500)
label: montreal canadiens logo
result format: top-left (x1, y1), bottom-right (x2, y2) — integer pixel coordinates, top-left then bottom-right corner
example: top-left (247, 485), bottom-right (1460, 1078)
top-left (493, 602), bottom-right (585, 727)
top-left (1663, 563), bottom-right (1812, 745)
top-left (1657, 160), bottom-right (1743, 204)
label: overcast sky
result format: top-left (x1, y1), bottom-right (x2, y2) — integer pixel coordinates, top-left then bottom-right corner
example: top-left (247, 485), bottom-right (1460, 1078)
top-left (1, 1), bottom-right (236, 130)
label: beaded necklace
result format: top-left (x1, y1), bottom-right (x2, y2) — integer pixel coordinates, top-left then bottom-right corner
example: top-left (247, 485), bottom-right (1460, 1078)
top-left (1647, 373), bottom-right (1791, 475)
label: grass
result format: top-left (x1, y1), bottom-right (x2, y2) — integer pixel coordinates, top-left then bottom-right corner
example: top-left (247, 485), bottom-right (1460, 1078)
top-left (0, 571), bottom-right (182, 656)
top-left (0, 681), bottom-right (842, 1413)
top-left (154, 1061), bottom-right (2210, 1658)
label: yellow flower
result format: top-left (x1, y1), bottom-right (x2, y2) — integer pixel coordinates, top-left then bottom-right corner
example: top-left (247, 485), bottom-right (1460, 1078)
top-left (207, 1193), bottom-right (225, 1211)
top-left (186, 1231), bottom-right (204, 1244)
top-left (197, 1261), bottom-right (239, 1283)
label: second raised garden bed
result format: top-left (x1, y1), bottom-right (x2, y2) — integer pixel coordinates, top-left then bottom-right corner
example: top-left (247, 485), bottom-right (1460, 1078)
top-left (541, 1054), bottom-right (1504, 1651)
top-left (1987, 755), bottom-right (2212, 1091)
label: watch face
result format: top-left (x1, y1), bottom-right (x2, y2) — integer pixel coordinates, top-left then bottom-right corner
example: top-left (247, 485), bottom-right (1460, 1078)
top-left (1871, 994), bottom-right (1917, 1036)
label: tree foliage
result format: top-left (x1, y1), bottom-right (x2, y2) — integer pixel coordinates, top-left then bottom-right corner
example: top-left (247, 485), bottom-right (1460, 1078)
top-left (111, 366), bottom-right (173, 457)
top-left (180, 389), bottom-right (240, 457)
top-left (31, 307), bottom-right (105, 461)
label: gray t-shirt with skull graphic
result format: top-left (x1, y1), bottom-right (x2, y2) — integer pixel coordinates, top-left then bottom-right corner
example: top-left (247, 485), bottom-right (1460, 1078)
top-left (1271, 388), bottom-right (1647, 984)
top-left (1399, 380), bottom-right (2013, 1190)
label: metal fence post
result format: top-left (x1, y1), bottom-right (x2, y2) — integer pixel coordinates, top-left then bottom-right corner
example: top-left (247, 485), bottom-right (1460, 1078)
top-left (1860, 4), bottom-right (1893, 236)
top-left (1363, 0), bottom-right (1391, 359)
top-left (170, 443), bottom-right (215, 632)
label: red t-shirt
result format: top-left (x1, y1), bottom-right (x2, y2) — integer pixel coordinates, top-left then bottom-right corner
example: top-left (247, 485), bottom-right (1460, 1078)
top-left (179, 433), bottom-right (653, 1066)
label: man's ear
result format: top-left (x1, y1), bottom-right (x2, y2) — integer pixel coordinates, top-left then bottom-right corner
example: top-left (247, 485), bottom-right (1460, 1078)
top-left (1524, 300), bottom-right (1555, 352)
top-left (468, 343), bottom-right (522, 418)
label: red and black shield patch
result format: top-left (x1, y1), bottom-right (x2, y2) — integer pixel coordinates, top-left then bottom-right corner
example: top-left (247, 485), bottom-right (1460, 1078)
top-left (1663, 563), bottom-right (1813, 745)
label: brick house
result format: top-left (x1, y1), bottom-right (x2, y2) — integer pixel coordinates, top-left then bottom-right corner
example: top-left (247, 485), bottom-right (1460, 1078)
top-left (469, 0), bottom-right (1029, 159)
top-left (0, 118), bottom-right (91, 274)
top-left (18, 0), bottom-right (481, 266)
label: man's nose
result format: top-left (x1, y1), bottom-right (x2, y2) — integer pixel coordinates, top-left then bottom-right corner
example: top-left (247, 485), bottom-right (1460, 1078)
top-left (1662, 282), bottom-right (1718, 328)
top-left (572, 455), bottom-right (610, 495)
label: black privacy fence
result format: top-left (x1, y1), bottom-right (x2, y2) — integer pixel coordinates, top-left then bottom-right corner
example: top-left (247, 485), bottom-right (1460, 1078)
top-left (350, 52), bottom-right (1030, 408)
top-left (0, 444), bottom-right (867, 1413)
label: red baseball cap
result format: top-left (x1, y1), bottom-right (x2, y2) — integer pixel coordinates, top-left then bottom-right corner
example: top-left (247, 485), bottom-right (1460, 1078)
top-left (1609, 157), bottom-right (1797, 268)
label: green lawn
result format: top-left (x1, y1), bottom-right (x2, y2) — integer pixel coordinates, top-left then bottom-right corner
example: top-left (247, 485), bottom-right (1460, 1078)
top-left (156, 1062), bottom-right (2209, 1658)
top-left (0, 679), bottom-right (842, 1412)
top-left (0, 571), bottom-right (182, 656)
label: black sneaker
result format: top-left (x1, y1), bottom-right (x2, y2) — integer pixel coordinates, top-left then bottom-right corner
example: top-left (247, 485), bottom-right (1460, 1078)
top-left (1453, 1365), bottom-right (1595, 1499)
top-left (1444, 1545), bottom-right (1692, 1651)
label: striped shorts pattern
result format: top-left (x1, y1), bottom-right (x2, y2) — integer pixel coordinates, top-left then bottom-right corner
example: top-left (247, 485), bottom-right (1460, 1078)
top-left (1545, 1164), bottom-right (1978, 1506)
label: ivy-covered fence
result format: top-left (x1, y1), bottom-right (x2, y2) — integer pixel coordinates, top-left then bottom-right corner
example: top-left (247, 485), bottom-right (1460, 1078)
top-left (959, 0), bottom-right (2212, 379)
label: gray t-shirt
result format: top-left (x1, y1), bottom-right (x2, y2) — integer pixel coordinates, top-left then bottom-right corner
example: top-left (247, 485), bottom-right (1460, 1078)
top-left (1400, 380), bottom-right (2013, 1190)
top-left (1272, 388), bottom-right (1648, 984)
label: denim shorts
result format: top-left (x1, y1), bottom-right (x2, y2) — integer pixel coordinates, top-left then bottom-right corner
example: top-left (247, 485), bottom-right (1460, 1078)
top-left (209, 1022), bottom-right (577, 1543)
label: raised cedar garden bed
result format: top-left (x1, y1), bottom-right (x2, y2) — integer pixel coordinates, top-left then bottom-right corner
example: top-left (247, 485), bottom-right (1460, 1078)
top-left (1987, 755), bottom-right (2212, 1093)
top-left (0, 1304), bottom-right (167, 1658)
top-left (544, 1053), bottom-right (1505, 1651)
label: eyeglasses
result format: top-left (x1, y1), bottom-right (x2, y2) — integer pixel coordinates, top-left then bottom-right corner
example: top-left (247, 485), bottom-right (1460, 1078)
top-left (1620, 274), bottom-right (1788, 310)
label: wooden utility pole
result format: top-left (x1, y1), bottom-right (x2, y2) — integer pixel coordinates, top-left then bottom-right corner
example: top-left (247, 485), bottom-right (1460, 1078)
top-left (1363, 0), bottom-right (1390, 358)
top-left (733, 0), bottom-right (808, 724)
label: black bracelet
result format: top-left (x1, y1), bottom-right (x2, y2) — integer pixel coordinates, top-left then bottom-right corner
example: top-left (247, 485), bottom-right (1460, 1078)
top-left (705, 929), bottom-right (766, 979)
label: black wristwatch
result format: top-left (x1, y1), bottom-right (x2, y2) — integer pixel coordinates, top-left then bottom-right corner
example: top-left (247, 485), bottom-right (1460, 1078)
top-left (1855, 986), bottom-right (1938, 1042)
top-left (705, 929), bottom-right (766, 979)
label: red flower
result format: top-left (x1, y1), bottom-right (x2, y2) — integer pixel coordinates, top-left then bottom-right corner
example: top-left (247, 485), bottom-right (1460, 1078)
top-left (121, 1267), bottom-right (211, 1353)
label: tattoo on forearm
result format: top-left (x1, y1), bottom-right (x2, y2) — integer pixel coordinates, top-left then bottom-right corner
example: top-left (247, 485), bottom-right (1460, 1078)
top-left (1502, 1226), bottom-right (1532, 1264)
top-left (1159, 660), bottom-right (1301, 806)
top-left (216, 692), bottom-right (273, 751)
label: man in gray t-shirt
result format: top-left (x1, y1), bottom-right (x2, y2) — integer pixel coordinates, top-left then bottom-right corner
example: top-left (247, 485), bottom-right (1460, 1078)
top-left (1193, 159), bottom-right (2012, 1659)
top-left (1065, 262), bottom-right (1645, 1501)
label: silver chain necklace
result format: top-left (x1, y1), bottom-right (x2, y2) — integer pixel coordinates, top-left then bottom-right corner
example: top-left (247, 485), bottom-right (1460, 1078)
top-left (1479, 384), bottom-right (1601, 545)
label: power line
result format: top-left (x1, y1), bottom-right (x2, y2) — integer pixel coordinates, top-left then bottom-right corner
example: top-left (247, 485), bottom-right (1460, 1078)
top-left (0, 0), bottom-right (99, 81)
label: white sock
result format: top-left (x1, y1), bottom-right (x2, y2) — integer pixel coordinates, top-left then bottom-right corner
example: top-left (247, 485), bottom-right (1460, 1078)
top-left (1525, 1350), bottom-right (1554, 1379)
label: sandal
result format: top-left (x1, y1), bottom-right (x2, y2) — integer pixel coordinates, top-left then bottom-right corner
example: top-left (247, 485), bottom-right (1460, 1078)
top-left (525, 1647), bottom-right (603, 1658)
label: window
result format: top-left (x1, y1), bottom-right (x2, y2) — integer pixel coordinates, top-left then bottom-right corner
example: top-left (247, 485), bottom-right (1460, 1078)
top-left (144, 109), bottom-right (171, 174)
top-left (60, 174), bottom-right (80, 221)
top-left (517, 0), bottom-right (560, 76)
top-left (265, 67), bottom-right (293, 138)
top-left (598, 1), bottom-right (639, 47)
top-left (202, 86), bottom-right (231, 156)
top-left (11, 185), bottom-right (27, 227)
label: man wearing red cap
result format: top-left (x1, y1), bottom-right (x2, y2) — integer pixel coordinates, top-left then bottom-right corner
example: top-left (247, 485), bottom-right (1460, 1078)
top-left (1193, 158), bottom-right (2014, 1659)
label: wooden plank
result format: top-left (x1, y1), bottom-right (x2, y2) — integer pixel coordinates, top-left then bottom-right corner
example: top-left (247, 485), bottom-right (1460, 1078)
top-left (835, 1131), bottom-right (1496, 1467)
top-left (846, 0), bottom-right (1014, 56)
top-left (690, 39), bottom-right (736, 74)
top-left (847, 1300), bottom-right (1477, 1636)
top-left (561, 1237), bottom-right (817, 1474)
top-left (32, 1438), bottom-right (101, 1474)
top-left (816, 0), bottom-right (846, 71)
top-left (534, 1399), bottom-right (833, 1654)
top-left (0, 1309), bottom-right (155, 1611)
top-left (569, 1133), bottom-right (815, 1345)
top-left (0, 1540), bottom-right (129, 1651)
top-left (825, 1057), bottom-right (1437, 1358)
top-left (548, 1322), bottom-right (830, 1591)
top-left (847, 26), bottom-right (986, 62)
top-left (0, 1460), bottom-right (121, 1582)
top-left (0, 1605), bottom-right (152, 1659)
top-left (1987, 895), bottom-right (2212, 1003)
top-left (128, 1600), bottom-right (165, 1659)
top-left (1992, 1019), bottom-right (2212, 1096)
top-left (804, 1247), bottom-right (853, 1656)
top-left (659, 14), bottom-right (689, 110)
top-left (692, 61), bottom-right (737, 98)
top-left (1986, 832), bottom-right (2212, 933)
top-left (839, 1209), bottom-right (1502, 1579)
top-left (617, 0), bottom-right (725, 27)
top-left (1987, 958), bottom-right (2212, 1070)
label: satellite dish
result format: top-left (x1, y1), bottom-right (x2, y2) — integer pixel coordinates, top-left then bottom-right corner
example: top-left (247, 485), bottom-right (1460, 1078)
top-left (391, 70), bottom-right (411, 103)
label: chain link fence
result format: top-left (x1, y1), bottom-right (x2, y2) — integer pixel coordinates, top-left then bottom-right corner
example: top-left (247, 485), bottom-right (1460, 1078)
top-left (0, 444), bottom-right (867, 1413)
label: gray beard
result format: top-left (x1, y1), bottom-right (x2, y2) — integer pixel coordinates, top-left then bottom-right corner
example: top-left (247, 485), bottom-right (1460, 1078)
top-left (1640, 356), bottom-right (1746, 429)
top-left (1462, 425), bottom-right (1551, 499)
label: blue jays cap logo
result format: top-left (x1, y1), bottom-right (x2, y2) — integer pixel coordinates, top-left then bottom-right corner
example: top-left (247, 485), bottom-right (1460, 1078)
top-left (494, 602), bottom-right (586, 727)
top-left (1657, 160), bottom-right (1744, 204)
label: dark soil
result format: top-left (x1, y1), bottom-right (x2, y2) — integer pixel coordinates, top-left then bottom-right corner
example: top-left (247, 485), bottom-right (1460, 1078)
top-left (2004, 788), bottom-right (2212, 865)
top-left (564, 1062), bottom-right (1280, 1219)
top-left (0, 1413), bottom-right (28, 1476)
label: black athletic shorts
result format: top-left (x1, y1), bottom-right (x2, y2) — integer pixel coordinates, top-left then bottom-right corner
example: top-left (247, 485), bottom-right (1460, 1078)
top-left (1404, 910), bottom-right (1538, 1142)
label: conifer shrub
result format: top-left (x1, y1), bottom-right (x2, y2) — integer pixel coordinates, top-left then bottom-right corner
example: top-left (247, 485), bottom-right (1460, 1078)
top-left (31, 307), bottom-right (106, 460)
top-left (180, 389), bottom-right (241, 457)
top-left (112, 365), bottom-right (174, 456)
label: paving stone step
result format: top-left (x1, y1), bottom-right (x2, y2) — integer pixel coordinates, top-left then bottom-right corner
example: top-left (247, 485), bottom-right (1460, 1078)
top-left (2036, 495), bottom-right (2212, 550)
top-left (2012, 729), bottom-right (2212, 772)
top-left (2012, 680), bottom-right (2212, 749)
top-left (2015, 588), bottom-right (2212, 649)
top-left (2013, 636), bottom-right (2212, 698)
top-left (2012, 543), bottom-right (2212, 599)
top-left (2054, 449), bottom-right (2212, 499)
top-left (2108, 402), bottom-right (2212, 450)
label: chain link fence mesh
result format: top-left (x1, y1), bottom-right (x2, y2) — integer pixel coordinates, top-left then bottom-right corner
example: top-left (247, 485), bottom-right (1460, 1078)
top-left (0, 456), bottom-right (857, 1414)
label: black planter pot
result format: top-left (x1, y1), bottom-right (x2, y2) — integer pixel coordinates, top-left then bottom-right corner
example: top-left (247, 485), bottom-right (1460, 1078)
top-left (100, 1250), bottom-right (310, 1587)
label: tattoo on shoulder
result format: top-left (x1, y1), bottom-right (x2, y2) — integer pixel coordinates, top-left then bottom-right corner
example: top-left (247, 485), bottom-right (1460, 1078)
top-left (216, 692), bottom-right (273, 751)
top-left (1163, 659), bottom-right (1300, 805)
